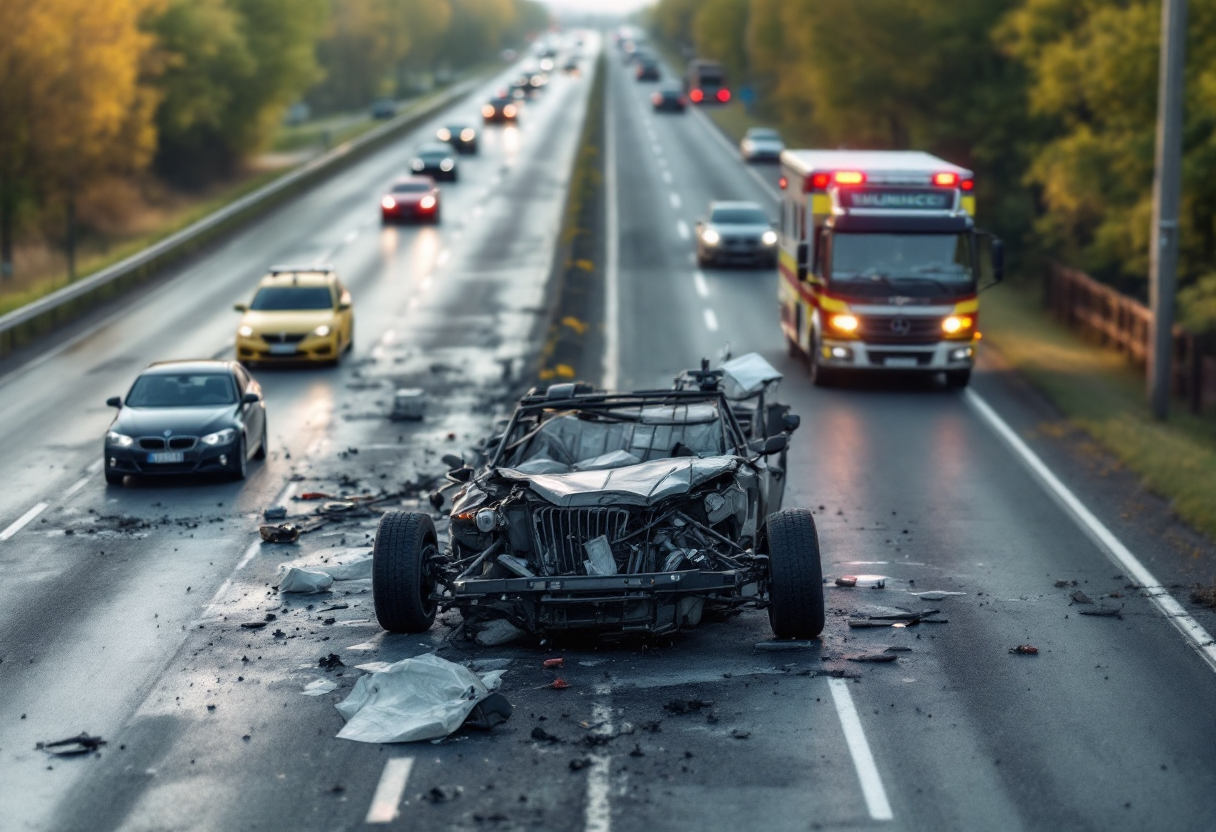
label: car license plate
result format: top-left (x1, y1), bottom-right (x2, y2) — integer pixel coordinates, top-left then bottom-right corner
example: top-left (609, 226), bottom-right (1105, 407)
top-left (884, 357), bottom-right (920, 368)
top-left (268, 344), bottom-right (297, 355)
top-left (148, 451), bottom-right (185, 464)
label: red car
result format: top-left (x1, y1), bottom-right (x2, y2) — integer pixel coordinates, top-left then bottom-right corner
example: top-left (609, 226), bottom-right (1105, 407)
top-left (381, 176), bottom-right (440, 224)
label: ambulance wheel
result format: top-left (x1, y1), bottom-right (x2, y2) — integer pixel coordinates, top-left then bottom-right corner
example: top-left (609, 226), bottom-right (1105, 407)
top-left (945, 369), bottom-right (971, 389)
top-left (808, 329), bottom-right (835, 387)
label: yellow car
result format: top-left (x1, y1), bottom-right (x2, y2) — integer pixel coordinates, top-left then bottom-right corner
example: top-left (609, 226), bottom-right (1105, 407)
top-left (234, 266), bottom-right (354, 366)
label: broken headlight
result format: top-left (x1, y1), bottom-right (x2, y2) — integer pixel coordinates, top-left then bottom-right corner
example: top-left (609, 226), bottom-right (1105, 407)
top-left (475, 508), bottom-right (501, 533)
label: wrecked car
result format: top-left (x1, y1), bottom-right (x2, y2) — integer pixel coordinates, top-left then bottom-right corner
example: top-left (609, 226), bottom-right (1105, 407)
top-left (372, 354), bottom-right (824, 640)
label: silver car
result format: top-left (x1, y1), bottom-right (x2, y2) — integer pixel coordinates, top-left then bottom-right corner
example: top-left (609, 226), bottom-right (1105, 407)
top-left (740, 127), bottom-right (784, 162)
top-left (695, 201), bottom-right (778, 268)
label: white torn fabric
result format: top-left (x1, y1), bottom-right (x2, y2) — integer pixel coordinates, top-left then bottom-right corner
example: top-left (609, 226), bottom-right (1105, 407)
top-left (278, 567), bottom-right (334, 594)
top-left (474, 619), bottom-right (525, 646)
top-left (301, 679), bottom-right (339, 696)
top-left (335, 653), bottom-right (506, 743)
top-left (320, 554), bottom-right (372, 581)
top-left (720, 352), bottom-right (782, 398)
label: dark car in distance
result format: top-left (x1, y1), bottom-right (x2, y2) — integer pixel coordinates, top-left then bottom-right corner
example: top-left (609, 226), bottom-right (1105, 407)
top-left (482, 96), bottom-right (518, 124)
top-left (104, 360), bottom-right (267, 485)
top-left (382, 176), bottom-right (440, 224)
top-left (409, 144), bottom-right (458, 181)
top-left (652, 86), bottom-right (686, 113)
top-left (436, 124), bottom-right (478, 154)
top-left (635, 58), bottom-right (660, 81)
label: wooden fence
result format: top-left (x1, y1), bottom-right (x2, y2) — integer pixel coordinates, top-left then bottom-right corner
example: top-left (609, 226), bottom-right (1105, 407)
top-left (1045, 263), bottom-right (1214, 415)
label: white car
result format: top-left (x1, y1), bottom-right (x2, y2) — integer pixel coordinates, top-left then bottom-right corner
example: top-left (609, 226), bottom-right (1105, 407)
top-left (741, 128), bottom-right (784, 163)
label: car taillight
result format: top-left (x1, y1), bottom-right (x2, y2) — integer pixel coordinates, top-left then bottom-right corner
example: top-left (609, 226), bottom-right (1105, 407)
top-left (690, 89), bottom-right (703, 102)
top-left (810, 173), bottom-right (831, 190)
top-left (716, 89), bottom-right (730, 102)
top-left (381, 196), bottom-right (396, 209)
top-left (779, 176), bottom-right (788, 190)
top-left (961, 178), bottom-right (974, 192)
top-left (933, 172), bottom-right (959, 187)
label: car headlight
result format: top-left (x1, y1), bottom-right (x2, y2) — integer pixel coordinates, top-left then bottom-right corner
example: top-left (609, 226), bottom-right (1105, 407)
top-left (381, 196), bottom-right (396, 209)
top-left (437, 128), bottom-right (451, 141)
top-left (106, 431), bottom-right (134, 447)
top-left (420, 195), bottom-right (437, 209)
top-left (238, 325), bottom-right (254, 337)
top-left (313, 324), bottom-right (332, 337)
top-left (762, 230), bottom-right (778, 245)
top-left (460, 128), bottom-right (475, 141)
top-left (701, 228), bottom-right (720, 245)
top-left (475, 508), bottom-right (500, 533)
top-left (439, 159), bottom-right (454, 171)
top-left (411, 159), bottom-right (424, 170)
top-left (201, 428), bottom-right (237, 447)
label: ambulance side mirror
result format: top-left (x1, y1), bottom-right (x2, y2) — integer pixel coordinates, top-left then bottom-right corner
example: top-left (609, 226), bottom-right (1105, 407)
top-left (796, 240), bottom-right (809, 281)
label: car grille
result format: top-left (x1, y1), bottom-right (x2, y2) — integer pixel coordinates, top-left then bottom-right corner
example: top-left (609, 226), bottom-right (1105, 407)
top-left (262, 333), bottom-right (308, 344)
top-left (531, 507), bottom-right (630, 575)
top-left (859, 315), bottom-right (943, 344)
top-left (721, 236), bottom-right (759, 252)
top-left (138, 436), bottom-right (198, 451)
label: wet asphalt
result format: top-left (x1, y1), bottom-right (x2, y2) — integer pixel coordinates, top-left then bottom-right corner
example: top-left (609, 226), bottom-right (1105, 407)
top-left (2, 33), bottom-right (1216, 832)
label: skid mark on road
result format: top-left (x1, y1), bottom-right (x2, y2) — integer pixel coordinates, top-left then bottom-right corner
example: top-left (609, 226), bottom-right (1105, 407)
top-left (366, 756), bottom-right (415, 824)
top-left (829, 678), bottom-right (894, 821)
top-left (966, 389), bottom-right (1216, 673)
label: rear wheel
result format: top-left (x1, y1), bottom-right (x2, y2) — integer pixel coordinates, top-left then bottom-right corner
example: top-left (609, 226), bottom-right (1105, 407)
top-left (808, 328), bottom-right (835, 387)
top-left (945, 369), bottom-right (971, 389)
top-left (765, 509), bottom-right (825, 639)
top-left (373, 511), bottom-right (439, 633)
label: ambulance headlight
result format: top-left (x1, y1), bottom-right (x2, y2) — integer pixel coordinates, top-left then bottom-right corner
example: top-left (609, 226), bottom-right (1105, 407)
top-left (761, 230), bottom-right (778, 245)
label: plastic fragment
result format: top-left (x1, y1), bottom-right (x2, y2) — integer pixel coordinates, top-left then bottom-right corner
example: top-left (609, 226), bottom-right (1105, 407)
top-left (755, 639), bottom-right (816, 650)
top-left (1010, 645), bottom-right (1039, 655)
top-left (240, 622), bottom-right (267, 630)
top-left (1080, 605), bottom-right (1122, 617)
top-left (463, 692), bottom-right (513, 730)
top-left (835, 576), bottom-right (857, 587)
top-left (302, 679), bottom-right (339, 696)
top-left (37, 734), bottom-right (106, 756)
top-left (550, 678), bottom-right (571, 690)
top-left (909, 591), bottom-right (966, 600)
top-left (278, 566), bottom-right (333, 594)
top-left (847, 653), bottom-right (898, 663)
top-left (259, 523), bottom-right (300, 544)
top-left (474, 619), bottom-right (524, 647)
top-left (1070, 590), bottom-right (1094, 605)
top-left (263, 506), bottom-right (288, 521)
top-left (543, 657), bottom-right (565, 668)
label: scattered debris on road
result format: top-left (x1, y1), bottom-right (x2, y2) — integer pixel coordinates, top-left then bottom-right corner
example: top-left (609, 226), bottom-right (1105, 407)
top-left (302, 679), bottom-right (339, 696)
top-left (847, 653), bottom-right (898, 663)
top-left (239, 622), bottom-right (267, 630)
top-left (755, 639), bottom-right (816, 650)
top-left (278, 566), bottom-right (334, 594)
top-left (664, 699), bottom-right (713, 715)
top-left (474, 619), bottom-right (525, 647)
top-left (909, 591), bottom-right (966, 600)
top-left (319, 653), bottom-right (345, 670)
top-left (37, 734), bottom-right (106, 756)
top-left (335, 653), bottom-right (507, 743)
top-left (1010, 645), bottom-right (1039, 655)
top-left (543, 657), bottom-right (564, 668)
top-left (836, 575), bottom-right (886, 588)
top-left (423, 785), bottom-right (464, 803)
top-left (391, 388), bottom-right (427, 421)
top-left (262, 506), bottom-right (288, 521)
top-left (259, 523), bottom-right (300, 544)
top-left (549, 678), bottom-right (571, 690)
top-left (531, 726), bottom-right (562, 743)
top-left (1070, 590), bottom-right (1094, 605)
top-left (1080, 606), bottom-right (1123, 618)
top-left (463, 692), bottom-right (514, 730)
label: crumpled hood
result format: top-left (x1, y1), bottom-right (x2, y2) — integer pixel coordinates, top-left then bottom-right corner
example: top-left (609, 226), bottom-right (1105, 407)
top-left (497, 455), bottom-right (740, 507)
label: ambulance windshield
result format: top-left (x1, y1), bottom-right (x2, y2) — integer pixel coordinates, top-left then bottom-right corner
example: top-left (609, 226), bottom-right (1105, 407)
top-left (830, 232), bottom-right (975, 296)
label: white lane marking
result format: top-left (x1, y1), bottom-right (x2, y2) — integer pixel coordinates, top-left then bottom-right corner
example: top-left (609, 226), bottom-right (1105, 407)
top-left (0, 502), bottom-right (49, 542)
top-left (965, 389), bottom-right (1216, 672)
top-left (87, 458), bottom-right (104, 474)
top-left (661, 170), bottom-right (673, 185)
top-left (366, 757), bottom-right (415, 824)
top-left (828, 678), bottom-right (894, 821)
top-left (693, 272), bottom-right (709, 298)
top-left (602, 70), bottom-right (620, 391)
top-left (64, 477), bottom-right (89, 498)
top-left (676, 220), bottom-right (690, 240)
top-left (275, 481), bottom-right (296, 506)
top-left (344, 230), bottom-right (359, 244)
top-left (437, 250), bottom-right (450, 267)
top-left (652, 144), bottom-right (662, 157)
top-left (703, 309), bottom-right (719, 332)
top-left (669, 193), bottom-right (681, 209)
top-left (584, 689), bottom-right (613, 832)
top-left (688, 106), bottom-right (781, 201)
top-left (202, 540), bottom-right (263, 619)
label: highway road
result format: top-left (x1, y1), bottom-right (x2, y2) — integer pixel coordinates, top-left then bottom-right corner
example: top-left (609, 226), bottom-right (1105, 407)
top-left (3, 31), bottom-right (1216, 832)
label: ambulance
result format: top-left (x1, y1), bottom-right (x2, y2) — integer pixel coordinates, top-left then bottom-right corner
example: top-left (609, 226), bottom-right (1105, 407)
top-left (776, 150), bottom-right (1003, 388)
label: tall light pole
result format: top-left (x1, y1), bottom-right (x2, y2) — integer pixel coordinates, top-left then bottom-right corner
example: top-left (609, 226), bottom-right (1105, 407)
top-left (1148, 0), bottom-right (1187, 420)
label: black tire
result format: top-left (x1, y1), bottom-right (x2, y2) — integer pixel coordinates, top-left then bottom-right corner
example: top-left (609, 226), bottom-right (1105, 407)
top-left (104, 468), bottom-right (124, 486)
top-left (231, 436), bottom-right (247, 480)
top-left (765, 509), bottom-right (825, 639)
top-left (253, 421), bottom-right (267, 460)
top-left (945, 369), bottom-right (971, 389)
top-left (373, 511), bottom-right (439, 633)
top-left (808, 328), bottom-right (835, 387)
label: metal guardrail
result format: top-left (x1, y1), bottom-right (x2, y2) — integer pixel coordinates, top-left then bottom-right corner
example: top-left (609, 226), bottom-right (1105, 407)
top-left (0, 71), bottom-right (492, 360)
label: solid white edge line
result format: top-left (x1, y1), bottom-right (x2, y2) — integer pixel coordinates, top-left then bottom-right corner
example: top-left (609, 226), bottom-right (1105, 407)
top-left (584, 690), bottom-right (613, 832)
top-left (703, 309), bottom-right (719, 332)
top-left (0, 502), bottom-right (49, 542)
top-left (965, 389), bottom-right (1216, 672)
top-left (693, 271), bottom-right (709, 298)
top-left (676, 220), bottom-right (690, 240)
top-left (202, 540), bottom-right (264, 619)
top-left (366, 756), bottom-right (415, 824)
top-left (828, 678), bottom-right (894, 821)
top-left (602, 62), bottom-right (620, 391)
top-left (64, 477), bottom-right (89, 497)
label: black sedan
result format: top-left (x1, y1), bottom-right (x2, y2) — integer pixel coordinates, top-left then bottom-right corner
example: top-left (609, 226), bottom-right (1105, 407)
top-left (436, 124), bottom-right (478, 154)
top-left (409, 143), bottom-right (458, 181)
top-left (652, 85), bottom-right (686, 113)
top-left (481, 96), bottom-right (519, 124)
top-left (103, 360), bottom-right (267, 485)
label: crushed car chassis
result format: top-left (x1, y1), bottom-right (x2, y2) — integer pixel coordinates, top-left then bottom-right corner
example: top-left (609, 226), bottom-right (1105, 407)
top-left (372, 356), bottom-right (825, 641)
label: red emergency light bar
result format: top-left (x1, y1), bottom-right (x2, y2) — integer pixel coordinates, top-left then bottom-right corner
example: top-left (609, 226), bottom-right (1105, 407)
top-left (933, 172), bottom-right (958, 187)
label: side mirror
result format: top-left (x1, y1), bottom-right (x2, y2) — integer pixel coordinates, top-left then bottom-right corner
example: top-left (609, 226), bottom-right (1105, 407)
top-left (338, 301), bottom-right (352, 311)
top-left (241, 392), bottom-right (260, 405)
top-left (106, 396), bottom-right (122, 409)
top-left (796, 240), bottom-right (809, 281)
top-left (446, 466), bottom-right (474, 483)
top-left (991, 238), bottom-right (1005, 284)
top-left (751, 434), bottom-right (787, 455)
top-left (782, 413), bottom-right (801, 433)
top-left (442, 453), bottom-right (464, 470)
top-left (233, 303), bottom-right (247, 312)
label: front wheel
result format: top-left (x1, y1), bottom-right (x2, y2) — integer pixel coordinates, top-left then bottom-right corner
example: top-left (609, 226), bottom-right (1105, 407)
top-left (945, 369), bottom-right (971, 389)
top-left (230, 436), bottom-right (247, 480)
top-left (808, 328), bottom-right (835, 387)
top-left (373, 512), bottom-right (439, 633)
top-left (104, 468), bottom-right (124, 486)
top-left (253, 421), bottom-right (267, 460)
top-left (765, 509), bottom-right (825, 639)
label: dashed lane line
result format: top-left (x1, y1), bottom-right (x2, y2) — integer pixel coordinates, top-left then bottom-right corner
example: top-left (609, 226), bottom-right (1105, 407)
top-left (662, 170), bottom-right (673, 184)
top-left (0, 502), bottom-right (49, 542)
top-left (965, 389), bottom-right (1216, 673)
top-left (584, 687), bottom-right (613, 832)
top-left (64, 477), bottom-right (89, 498)
top-left (703, 309), bottom-right (719, 332)
top-left (676, 221), bottom-right (690, 240)
top-left (366, 757), bottom-right (415, 824)
top-left (669, 193), bottom-right (681, 209)
top-left (829, 678), bottom-right (894, 821)
top-left (87, 458), bottom-right (104, 474)
top-left (693, 271), bottom-right (709, 298)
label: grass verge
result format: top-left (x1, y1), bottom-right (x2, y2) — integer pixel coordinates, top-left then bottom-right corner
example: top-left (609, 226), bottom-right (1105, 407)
top-left (982, 284), bottom-right (1216, 540)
